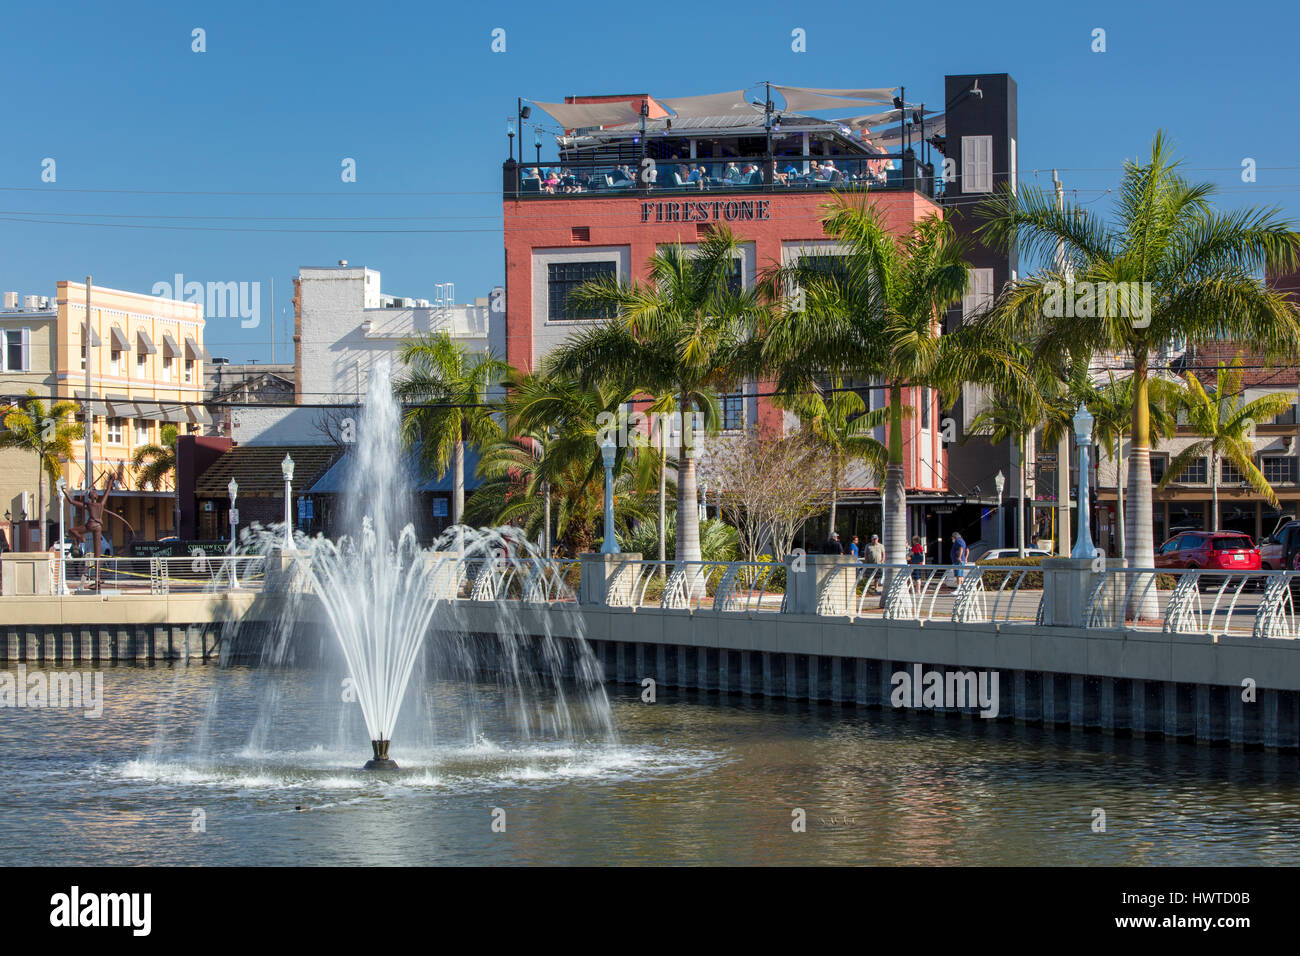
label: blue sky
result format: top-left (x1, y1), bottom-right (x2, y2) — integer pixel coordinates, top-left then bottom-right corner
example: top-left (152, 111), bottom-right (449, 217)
top-left (1, 0), bottom-right (1297, 363)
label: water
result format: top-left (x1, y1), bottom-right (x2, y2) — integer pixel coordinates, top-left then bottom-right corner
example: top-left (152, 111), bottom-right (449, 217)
top-left (231, 358), bottom-right (613, 764)
top-left (4, 663), bottom-right (1300, 866)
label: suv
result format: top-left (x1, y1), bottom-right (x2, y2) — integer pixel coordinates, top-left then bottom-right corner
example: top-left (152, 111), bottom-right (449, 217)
top-left (1154, 531), bottom-right (1261, 585)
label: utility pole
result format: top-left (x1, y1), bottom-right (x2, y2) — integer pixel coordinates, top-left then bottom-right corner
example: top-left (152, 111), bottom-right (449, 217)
top-left (1052, 172), bottom-right (1072, 556)
top-left (270, 276), bottom-right (275, 364)
top-left (83, 276), bottom-right (93, 496)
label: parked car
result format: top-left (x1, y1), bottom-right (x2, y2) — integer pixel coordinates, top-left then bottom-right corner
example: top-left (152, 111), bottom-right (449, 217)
top-left (1154, 531), bottom-right (1260, 588)
top-left (1259, 518), bottom-right (1300, 571)
top-left (974, 547), bottom-right (1053, 563)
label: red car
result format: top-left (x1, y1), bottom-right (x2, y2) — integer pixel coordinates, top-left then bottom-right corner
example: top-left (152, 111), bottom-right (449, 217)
top-left (1153, 531), bottom-right (1261, 574)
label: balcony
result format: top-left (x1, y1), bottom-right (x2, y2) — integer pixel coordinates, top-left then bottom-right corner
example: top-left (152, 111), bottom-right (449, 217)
top-left (504, 151), bottom-right (939, 201)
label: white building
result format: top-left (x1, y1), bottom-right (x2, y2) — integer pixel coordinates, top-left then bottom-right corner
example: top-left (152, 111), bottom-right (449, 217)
top-left (229, 263), bottom-right (501, 446)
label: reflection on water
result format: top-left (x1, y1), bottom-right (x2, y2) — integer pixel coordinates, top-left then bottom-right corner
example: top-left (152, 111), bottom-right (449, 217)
top-left (2, 663), bottom-right (1299, 865)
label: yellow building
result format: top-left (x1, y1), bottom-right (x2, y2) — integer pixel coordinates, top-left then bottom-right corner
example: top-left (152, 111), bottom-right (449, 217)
top-left (0, 293), bottom-right (60, 549)
top-left (55, 280), bottom-right (209, 548)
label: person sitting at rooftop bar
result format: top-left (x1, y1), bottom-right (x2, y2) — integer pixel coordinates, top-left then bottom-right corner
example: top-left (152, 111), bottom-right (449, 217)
top-left (687, 164), bottom-right (706, 189)
top-left (769, 160), bottom-right (788, 185)
top-left (724, 162), bottom-right (743, 183)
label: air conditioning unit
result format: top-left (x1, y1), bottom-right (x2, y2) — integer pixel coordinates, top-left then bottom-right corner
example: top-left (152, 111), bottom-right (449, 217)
top-left (38, 296), bottom-right (49, 309)
top-left (2, 292), bottom-right (17, 309)
top-left (23, 295), bottom-right (39, 310)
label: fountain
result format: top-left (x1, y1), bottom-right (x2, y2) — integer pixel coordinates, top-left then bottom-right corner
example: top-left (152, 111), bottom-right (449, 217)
top-left (231, 359), bottom-right (613, 771)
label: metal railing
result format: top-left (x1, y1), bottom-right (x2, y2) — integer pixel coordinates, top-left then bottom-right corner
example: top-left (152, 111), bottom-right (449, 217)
top-left (508, 153), bottom-right (920, 198)
top-left (1083, 565), bottom-right (1287, 638)
top-left (595, 559), bottom-right (785, 613)
top-left (50, 554), bottom-right (267, 594)
top-left (814, 562), bottom-right (1044, 624)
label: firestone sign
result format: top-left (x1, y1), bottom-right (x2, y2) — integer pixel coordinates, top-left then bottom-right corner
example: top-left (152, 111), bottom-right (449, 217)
top-left (640, 199), bottom-right (771, 224)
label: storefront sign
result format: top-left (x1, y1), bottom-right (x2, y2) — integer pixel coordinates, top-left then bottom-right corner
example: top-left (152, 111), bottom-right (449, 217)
top-left (640, 199), bottom-right (771, 224)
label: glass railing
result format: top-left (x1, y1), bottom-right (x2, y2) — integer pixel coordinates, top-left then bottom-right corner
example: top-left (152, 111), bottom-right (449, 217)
top-left (506, 154), bottom-right (937, 199)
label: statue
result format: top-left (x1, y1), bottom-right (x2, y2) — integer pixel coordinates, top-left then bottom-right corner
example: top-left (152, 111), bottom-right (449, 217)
top-left (61, 472), bottom-right (134, 586)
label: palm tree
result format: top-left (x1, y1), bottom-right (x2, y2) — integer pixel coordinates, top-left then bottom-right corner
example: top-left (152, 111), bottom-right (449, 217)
top-left (964, 346), bottom-right (1045, 557)
top-left (394, 333), bottom-right (510, 524)
top-left (546, 229), bottom-right (757, 563)
top-left (131, 422), bottom-right (180, 536)
top-left (0, 391), bottom-right (80, 549)
top-left (977, 131), bottom-right (1300, 597)
top-left (761, 194), bottom-right (1023, 565)
top-left (1157, 355), bottom-right (1292, 529)
top-left (780, 380), bottom-right (889, 536)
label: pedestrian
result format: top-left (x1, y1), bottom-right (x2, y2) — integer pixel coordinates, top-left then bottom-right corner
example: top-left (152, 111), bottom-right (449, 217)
top-left (866, 534), bottom-right (885, 564)
top-left (908, 534), bottom-right (925, 580)
top-left (950, 532), bottom-right (969, 585)
top-left (849, 535), bottom-right (860, 559)
top-left (824, 531), bottom-right (844, 555)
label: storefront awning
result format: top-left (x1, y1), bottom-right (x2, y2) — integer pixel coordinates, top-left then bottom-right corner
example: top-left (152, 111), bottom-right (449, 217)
top-left (133, 400), bottom-right (163, 420)
top-left (161, 332), bottom-right (181, 358)
top-left (74, 390), bottom-right (109, 416)
top-left (187, 405), bottom-right (213, 425)
top-left (157, 402), bottom-right (189, 423)
top-left (136, 328), bottom-right (157, 355)
top-left (104, 394), bottom-right (134, 418)
top-left (109, 326), bottom-right (130, 352)
top-left (184, 336), bottom-right (209, 362)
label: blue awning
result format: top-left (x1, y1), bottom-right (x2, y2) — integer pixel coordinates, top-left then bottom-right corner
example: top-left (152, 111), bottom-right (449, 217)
top-left (307, 446), bottom-right (482, 495)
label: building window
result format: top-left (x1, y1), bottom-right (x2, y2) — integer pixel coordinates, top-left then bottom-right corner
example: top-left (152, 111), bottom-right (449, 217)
top-left (547, 261), bottom-right (616, 321)
top-left (961, 135), bottom-right (993, 193)
top-left (110, 349), bottom-right (122, 375)
top-left (725, 259), bottom-right (742, 296)
top-left (1220, 458), bottom-right (1244, 484)
top-left (106, 417), bottom-right (124, 445)
top-left (134, 419), bottom-right (150, 446)
top-left (2, 329), bottom-right (27, 372)
top-left (162, 354), bottom-right (173, 381)
top-left (137, 350), bottom-right (148, 374)
top-left (796, 254), bottom-right (849, 284)
top-left (963, 268), bottom-right (994, 323)
top-left (1274, 404), bottom-right (1298, 425)
top-left (722, 391), bottom-right (745, 431)
top-left (921, 387), bottom-right (932, 431)
top-left (1263, 456), bottom-right (1297, 484)
top-left (80, 340), bottom-right (87, 370)
top-left (1150, 455), bottom-right (1168, 485)
top-left (1177, 457), bottom-right (1208, 484)
top-left (184, 358), bottom-right (194, 383)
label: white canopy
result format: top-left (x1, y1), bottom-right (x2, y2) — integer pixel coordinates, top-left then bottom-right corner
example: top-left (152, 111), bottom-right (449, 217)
top-left (658, 90), bottom-right (758, 118)
top-left (532, 100), bottom-right (643, 130)
top-left (773, 85), bottom-right (896, 109)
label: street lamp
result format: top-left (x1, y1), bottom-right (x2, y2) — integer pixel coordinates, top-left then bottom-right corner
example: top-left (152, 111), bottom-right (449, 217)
top-left (700, 480), bottom-right (709, 523)
top-left (1071, 405), bottom-right (1097, 560)
top-left (55, 476), bottom-right (66, 595)
top-left (994, 470), bottom-right (1005, 550)
top-left (227, 477), bottom-right (239, 588)
top-left (600, 436), bottom-right (618, 554)
top-left (281, 454), bottom-right (295, 550)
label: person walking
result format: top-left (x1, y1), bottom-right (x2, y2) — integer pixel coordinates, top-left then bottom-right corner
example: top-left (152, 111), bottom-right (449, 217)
top-left (866, 534), bottom-right (885, 564)
top-left (824, 531), bottom-right (844, 555)
top-left (849, 535), bottom-right (860, 559)
top-left (949, 532), bottom-right (969, 586)
top-left (908, 534), bottom-right (925, 580)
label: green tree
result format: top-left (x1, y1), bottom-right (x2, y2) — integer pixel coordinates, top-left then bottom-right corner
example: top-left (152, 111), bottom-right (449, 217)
top-left (1157, 355), bottom-right (1292, 529)
top-left (0, 391), bottom-right (80, 549)
top-left (547, 229), bottom-right (756, 562)
top-left (131, 422), bottom-right (180, 537)
top-left (394, 333), bottom-right (509, 525)
top-left (761, 194), bottom-right (1022, 565)
top-left (780, 380), bottom-right (889, 536)
top-left (978, 132), bottom-right (1300, 598)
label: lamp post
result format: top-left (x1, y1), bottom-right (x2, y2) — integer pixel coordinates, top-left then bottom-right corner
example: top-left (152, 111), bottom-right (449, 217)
top-left (534, 127), bottom-right (542, 166)
top-left (227, 477), bottom-right (239, 589)
top-left (1071, 405), bottom-right (1097, 560)
top-left (600, 436), bottom-right (618, 555)
top-left (281, 454), bottom-right (295, 550)
top-left (700, 480), bottom-right (709, 523)
top-left (994, 469), bottom-right (1005, 550)
top-left (55, 476), bottom-right (66, 595)
top-left (507, 117), bottom-right (516, 162)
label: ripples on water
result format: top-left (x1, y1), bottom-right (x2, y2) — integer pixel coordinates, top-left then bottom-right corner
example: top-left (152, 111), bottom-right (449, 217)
top-left (2, 663), bottom-right (1299, 865)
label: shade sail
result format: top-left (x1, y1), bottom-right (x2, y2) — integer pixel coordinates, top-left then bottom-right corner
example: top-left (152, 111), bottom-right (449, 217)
top-left (773, 85), bottom-right (896, 109)
top-left (870, 115), bottom-right (947, 148)
top-left (184, 336), bottom-right (209, 362)
top-left (533, 100), bottom-right (643, 129)
top-left (659, 90), bottom-right (758, 118)
top-left (136, 328), bottom-right (157, 355)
